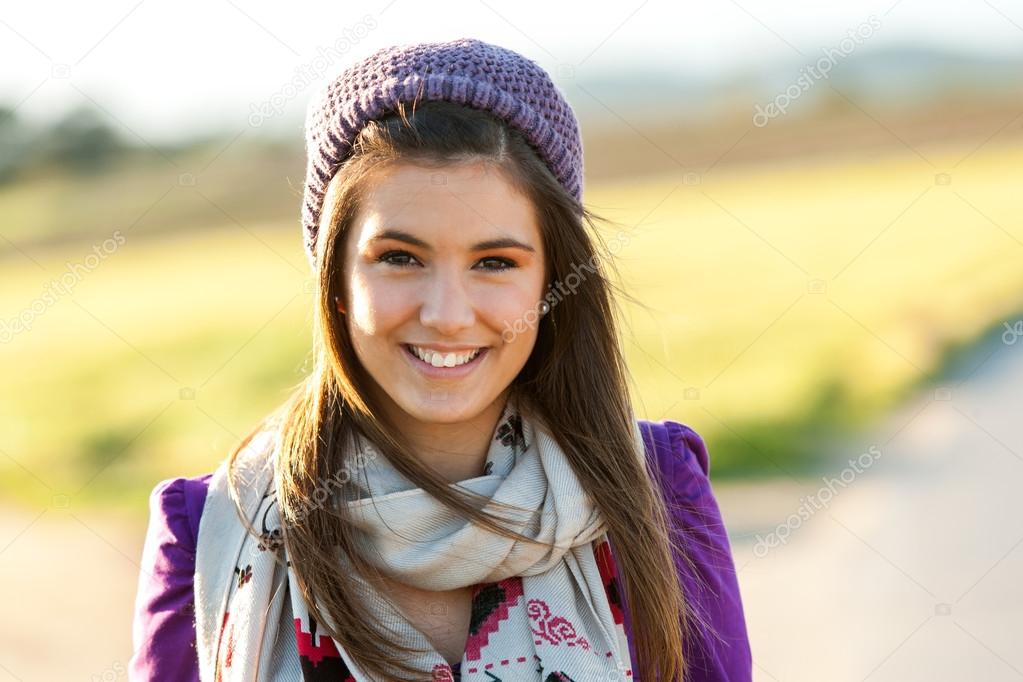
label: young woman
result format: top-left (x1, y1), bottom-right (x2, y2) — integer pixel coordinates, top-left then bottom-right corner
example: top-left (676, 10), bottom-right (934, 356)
top-left (129, 37), bottom-right (752, 681)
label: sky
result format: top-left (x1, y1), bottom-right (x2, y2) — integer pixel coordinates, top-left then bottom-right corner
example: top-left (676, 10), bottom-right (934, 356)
top-left (2, 0), bottom-right (1022, 142)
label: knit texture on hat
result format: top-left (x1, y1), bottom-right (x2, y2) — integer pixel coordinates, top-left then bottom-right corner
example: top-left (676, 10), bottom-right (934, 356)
top-left (300, 37), bottom-right (583, 270)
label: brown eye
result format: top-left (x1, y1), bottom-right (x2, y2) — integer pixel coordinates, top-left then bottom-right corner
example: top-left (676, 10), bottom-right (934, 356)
top-left (477, 257), bottom-right (517, 271)
top-left (377, 250), bottom-right (420, 267)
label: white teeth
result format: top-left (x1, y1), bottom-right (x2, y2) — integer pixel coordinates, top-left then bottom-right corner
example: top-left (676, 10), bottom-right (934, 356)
top-left (410, 345), bottom-right (482, 367)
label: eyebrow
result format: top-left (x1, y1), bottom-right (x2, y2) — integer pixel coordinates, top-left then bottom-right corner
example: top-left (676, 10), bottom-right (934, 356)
top-left (368, 229), bottom-right (536, 253)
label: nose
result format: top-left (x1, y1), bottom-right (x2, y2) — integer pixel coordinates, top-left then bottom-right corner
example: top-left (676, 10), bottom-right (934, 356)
top-left (418, 265), bottom-right (477, 335)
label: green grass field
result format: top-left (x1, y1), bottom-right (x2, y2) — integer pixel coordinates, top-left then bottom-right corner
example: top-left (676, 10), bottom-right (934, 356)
top-left (2, 136), bottom-right (1022, 511)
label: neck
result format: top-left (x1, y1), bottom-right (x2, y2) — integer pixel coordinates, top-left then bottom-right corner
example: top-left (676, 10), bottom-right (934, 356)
top-left (381, 391), bottom-right (513, 484)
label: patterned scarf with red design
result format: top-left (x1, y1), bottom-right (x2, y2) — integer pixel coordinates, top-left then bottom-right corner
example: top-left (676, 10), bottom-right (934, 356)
top-left (195, 397), bottom-right (639, 681)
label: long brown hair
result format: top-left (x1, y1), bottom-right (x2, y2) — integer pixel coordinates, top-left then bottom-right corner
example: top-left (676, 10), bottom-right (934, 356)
top-left (226, 98), bottom-right (693, 680)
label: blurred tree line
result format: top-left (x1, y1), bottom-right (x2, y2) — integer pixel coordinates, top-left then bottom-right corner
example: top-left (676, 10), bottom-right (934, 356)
top-left (0, 104), bottom-right (126, 183)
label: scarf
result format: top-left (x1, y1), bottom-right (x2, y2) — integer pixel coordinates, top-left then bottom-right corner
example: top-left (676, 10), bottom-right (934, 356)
top-left (194, 397), bottom-right (642, 681)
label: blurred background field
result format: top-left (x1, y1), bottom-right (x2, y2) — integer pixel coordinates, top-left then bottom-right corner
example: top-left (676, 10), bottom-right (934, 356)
top-left (2, 3), bottom-right (1023, 680)
top-left (3, 86), bottom-right (1023, 510)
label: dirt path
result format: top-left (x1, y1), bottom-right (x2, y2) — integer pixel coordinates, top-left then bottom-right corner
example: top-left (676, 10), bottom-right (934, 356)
top-left (717, 332), bottom-right (1023, 681)
top-left (0, 503), bottom-right (144, 681)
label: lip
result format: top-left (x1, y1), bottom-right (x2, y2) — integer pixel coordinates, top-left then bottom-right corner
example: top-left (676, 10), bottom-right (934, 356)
top-left (402, 343), bottom-right (489, 379)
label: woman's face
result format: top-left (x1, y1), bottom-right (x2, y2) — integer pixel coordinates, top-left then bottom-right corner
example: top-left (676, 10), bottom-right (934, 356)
top-left (340, 160), bottom-right (546, 425)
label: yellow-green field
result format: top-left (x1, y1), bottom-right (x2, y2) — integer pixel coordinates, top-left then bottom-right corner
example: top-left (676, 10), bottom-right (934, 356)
top-left (2, 136), bottom-right (1022, 510)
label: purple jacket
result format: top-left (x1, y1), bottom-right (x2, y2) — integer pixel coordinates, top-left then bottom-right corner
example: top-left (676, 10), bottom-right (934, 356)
top-left (129, 420), bottom-right (752, 680)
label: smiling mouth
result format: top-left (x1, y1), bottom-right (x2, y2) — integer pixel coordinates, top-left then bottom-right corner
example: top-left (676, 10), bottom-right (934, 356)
top-left (403, 344), bottom-right (488, 368)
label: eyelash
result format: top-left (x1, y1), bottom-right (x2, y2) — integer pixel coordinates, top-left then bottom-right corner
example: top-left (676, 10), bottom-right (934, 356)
top-left (376, 250), bottom-right (518, 272)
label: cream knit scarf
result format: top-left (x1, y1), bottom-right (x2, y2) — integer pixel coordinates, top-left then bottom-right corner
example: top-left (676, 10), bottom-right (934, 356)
top-left (194, 397), bottom-right (641, 681)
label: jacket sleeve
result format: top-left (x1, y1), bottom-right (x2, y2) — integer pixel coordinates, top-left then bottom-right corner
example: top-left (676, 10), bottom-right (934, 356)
top-left (128, 477), bottom-right (202, 682)
top-left (663, 420), bottom-right (752, 682)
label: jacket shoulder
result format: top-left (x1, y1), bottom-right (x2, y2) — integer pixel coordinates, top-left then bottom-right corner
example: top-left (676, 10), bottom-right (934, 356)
top-left (637, 419), bottom-right (711, 503)
top-left (128, 474), bottom-right (213, 681)
top-left (146, 473), bottom-right (213, 550)
top-left (181, 473), bottom-right (213, 546)
top-left (635, 419), bottom-right (753, 681)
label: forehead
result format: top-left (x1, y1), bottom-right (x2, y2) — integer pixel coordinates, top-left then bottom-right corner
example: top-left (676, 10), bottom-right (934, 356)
top-left (352, 161), bottom-right (539, 246)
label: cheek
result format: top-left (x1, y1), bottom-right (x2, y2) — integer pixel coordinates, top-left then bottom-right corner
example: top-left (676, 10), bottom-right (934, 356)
top-left (488, 296), bottom-right (531, 324)
top-left (483, 290), bottom-right (546, 345)
top-left (347, 270), bottom-right (417, 333)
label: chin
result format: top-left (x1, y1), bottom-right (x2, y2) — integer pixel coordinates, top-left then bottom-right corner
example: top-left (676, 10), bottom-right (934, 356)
top-left (381, 388), bottom-right (476, 422)
top-left (430, 395), bottom-right (492, 421)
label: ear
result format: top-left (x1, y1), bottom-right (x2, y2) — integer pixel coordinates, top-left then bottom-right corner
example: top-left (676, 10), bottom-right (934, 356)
top-left (334, 295), bottom-right (345, 314)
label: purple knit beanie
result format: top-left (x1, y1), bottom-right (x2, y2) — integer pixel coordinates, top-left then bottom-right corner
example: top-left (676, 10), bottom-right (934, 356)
top-left (300, 37), bottom-right (583, 270)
